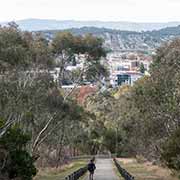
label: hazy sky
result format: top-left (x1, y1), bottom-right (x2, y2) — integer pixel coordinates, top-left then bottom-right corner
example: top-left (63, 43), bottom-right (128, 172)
top-left (1, 0), bottom-right (180, 22)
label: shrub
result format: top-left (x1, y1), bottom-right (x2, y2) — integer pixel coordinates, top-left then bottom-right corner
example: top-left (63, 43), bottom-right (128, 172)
top-left (0, 124), bottom-right (37, 180)
top-left (161, 127), bottom-right (180, 170)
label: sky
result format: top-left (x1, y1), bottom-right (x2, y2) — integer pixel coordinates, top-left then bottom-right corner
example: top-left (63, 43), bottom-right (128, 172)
top-left (0, 0), bottom-right (180, 22)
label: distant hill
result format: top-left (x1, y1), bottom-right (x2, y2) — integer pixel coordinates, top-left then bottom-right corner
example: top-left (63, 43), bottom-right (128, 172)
top-left (41, 26), bottom-right (180, 51)
top-left (3, 18), bottom-right (178, 51)
top-left (2, 18), bottom-right (180, 32)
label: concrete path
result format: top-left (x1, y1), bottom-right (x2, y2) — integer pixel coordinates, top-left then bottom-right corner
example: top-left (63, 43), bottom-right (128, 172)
top-left (84, 159), bottom-right (119, 180)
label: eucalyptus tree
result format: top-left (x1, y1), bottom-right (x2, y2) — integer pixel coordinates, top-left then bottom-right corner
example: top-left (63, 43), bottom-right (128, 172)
top-left (0, 23), bottom-right (107, 178)
top-left (51, 32), bottom-right (108, 87)
top-left (116, 39), bottom-right (180, 165)
top-left (0, 24), bottom-right (31, 72)
top-left (0, 24), bottom-right (94, 180)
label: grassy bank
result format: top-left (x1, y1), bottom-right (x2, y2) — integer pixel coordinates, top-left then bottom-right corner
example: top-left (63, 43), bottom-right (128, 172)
top-left (112, 160), bottom-right (123, 180)
top-left (117, 158), bottom-right (179, 180)
top-left (34, 160), bottom-right (88, 180)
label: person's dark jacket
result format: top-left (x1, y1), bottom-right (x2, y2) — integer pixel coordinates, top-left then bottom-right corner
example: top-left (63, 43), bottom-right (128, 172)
top-left (88, 162), bottom-right (96, 172)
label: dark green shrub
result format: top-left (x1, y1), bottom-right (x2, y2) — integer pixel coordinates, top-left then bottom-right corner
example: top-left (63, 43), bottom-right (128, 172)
top-left (0, 124), bottom-right (37, 180)
top-left (161, 127), bottom-right (180, 170)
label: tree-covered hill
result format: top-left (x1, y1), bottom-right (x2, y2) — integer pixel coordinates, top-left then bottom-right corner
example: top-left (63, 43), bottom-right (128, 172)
top-left (41, 25), bottom-right (180, 51)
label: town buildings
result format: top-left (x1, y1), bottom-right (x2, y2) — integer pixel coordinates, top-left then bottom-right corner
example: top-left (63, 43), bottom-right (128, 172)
top-left (51, 51), bottom-right (153, 88)
top-left (107, 51), bottom-right (152, 87)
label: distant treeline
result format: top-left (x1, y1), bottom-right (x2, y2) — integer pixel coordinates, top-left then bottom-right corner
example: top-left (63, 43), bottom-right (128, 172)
top-left (40, 25), bottom-right (180, 50)
top-left (41, 25), bottom-right (180, 37)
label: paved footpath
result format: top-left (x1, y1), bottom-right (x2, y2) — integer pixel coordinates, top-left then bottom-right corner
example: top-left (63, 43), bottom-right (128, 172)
top-left (84, 159), bottom-right (119, 180)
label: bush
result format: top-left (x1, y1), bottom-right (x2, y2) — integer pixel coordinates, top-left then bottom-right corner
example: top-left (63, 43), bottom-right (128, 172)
top-left (136, 155), bottom-right (147, 164)
top-left (161, 127), bottom-right (180, 170)
top-left (0, 124), bottom-right (37, 180)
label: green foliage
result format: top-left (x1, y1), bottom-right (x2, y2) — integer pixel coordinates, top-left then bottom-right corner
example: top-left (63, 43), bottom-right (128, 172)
top-left (82, 34), bottom-right (106, 59)
top-left (30, 33), bottom-right (54, 68)
top-left (139, 63), bottom-right (145, 73)
top-left (0, 125), bottom-right (31, 150)
top-left (161, 128), bottom-right (180, 170)
top-left (52, 31), bottom-right (106, 59)
top-left (83, 39), bottom-right (180, 172)
top-left (2, 20), bottom-right (180, 176)
top-left (0, 22), bottom-right (107, 178)
top-left (85, 60), bottom-right (108, 82)
top-left (8, 150), bottom-right (37, 179)
top-left (117, 39), bottom-right (180, 167)
top-left (51, 31), bottom-right (108, 83)
top-left (0, 23), bottom-right (53, 72)
top-left (103, 128), bottom-right (121, 154)
top-left (52, 31), bottom-right (75, 54)
top-left (0, 124), bottom-right (37, 180)
top-left (0, 25), bottom-right (30, 70)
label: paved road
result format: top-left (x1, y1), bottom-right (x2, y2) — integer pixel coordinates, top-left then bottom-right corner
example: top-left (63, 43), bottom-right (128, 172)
top-left (84, 159), bottom-right (119, 180)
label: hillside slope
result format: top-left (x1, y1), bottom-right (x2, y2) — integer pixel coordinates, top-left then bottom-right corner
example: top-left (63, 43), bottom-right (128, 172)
top-left (42, 26), bottom-right (180, 51)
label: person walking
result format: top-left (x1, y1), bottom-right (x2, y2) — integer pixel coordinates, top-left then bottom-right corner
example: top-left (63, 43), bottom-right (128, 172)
top-left (88, 159), bottom-right (96, 180)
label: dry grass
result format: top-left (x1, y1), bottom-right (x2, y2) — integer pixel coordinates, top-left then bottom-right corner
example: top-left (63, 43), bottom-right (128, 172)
top-left (117, 158), bottom-right (179, 180)
top-left (34, 159), bottom-right (88, 180)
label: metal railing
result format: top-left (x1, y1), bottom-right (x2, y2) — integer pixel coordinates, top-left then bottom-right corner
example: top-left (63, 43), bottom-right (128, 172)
top-left (114, 159), bottom-right (135, 180)
top-left (65, 165), bottom-right (88, 180)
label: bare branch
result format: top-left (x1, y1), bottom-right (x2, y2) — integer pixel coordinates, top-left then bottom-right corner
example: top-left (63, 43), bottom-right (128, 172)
top-left (32, 115), bottom-right (55, 152)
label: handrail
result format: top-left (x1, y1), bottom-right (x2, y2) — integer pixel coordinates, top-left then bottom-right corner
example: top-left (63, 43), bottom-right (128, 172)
top-left (113, 158), bottom-right (135, 180)
top-left (65, 165), bottom-right (88, 180)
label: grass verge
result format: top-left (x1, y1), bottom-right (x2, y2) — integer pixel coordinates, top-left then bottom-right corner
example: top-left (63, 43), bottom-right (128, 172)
top-left (117, 158), bottom-right (179, 180)
top-left (34, 159), bottom-right (88, 180)
top-left (112, 159), bottom-right (123, 180)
